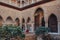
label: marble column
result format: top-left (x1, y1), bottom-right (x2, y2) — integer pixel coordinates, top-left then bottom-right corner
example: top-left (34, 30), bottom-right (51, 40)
top-left (31, 23), bottom-right (34, 32)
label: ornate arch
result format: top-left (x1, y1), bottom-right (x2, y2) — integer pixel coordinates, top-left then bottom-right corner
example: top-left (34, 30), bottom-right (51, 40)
top-left (34, 8), bottom-right (45, 30)
top-left (48, 14), bottom-right (58, 32)
top-left (0, 16), bottom-right (3, 26)
top-left (0, 16), bottom-right (3, 21)
top-left (15, 18), bottom-right (20, 26)
top-left (22, 18), bottom-right (25, 23)
top-left (6, 16), bottom-right (13, 21)
top-left (27, 17), bottom-right (31, 23)
top-left (22, 18), bottom-right (25, 31)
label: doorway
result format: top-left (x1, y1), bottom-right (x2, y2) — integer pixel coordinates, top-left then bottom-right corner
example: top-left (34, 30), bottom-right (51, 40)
top-left (48, 14), bottom-right (58, 32)
top-left (34, 8), bottom-right (45, 30)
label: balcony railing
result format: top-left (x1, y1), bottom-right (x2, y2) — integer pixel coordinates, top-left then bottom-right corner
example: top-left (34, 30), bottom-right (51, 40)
top-left (0, 0), bottom-right (42, 8)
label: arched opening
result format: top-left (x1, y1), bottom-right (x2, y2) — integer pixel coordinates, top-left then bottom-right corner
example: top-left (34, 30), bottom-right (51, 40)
top-left (27, 17), bottom-right (31, 23)
top-left (41, 17), bottom-right (45, 26)
top-left (0, 16), bottom-right (3, 26)
top-left (22, 18), bottom-right (25, 32)
top-left (6, 16), bottom-right (13, 25)
top-left (22, 18), bottom-right (25, 23)
top-left (34, 8), bottom-right (45, 30)
top-left (26, 17), bottom-right (31, 32)
top-left (48, 14), bottom-right (58, 32)
top-left (15, 18), bottom-right (20, 26)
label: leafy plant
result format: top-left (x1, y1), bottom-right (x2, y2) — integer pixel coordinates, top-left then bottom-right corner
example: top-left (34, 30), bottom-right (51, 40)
top-left (35, 26), bottom-right (50, 40)
top-left (35, 26), bottom-right (50, 36)
top-left (0, 25), bottom-right (25, 40)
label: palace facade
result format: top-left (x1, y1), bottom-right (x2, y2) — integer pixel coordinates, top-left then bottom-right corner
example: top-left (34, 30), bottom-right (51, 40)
top-left (0, 0), bottom-right (60, 34)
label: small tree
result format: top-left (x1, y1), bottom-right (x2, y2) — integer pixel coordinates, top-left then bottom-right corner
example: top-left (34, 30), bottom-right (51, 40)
top-left (0, 25), bottom-right (25, 40)
top-left (35, 26), bottom-right (50, 40)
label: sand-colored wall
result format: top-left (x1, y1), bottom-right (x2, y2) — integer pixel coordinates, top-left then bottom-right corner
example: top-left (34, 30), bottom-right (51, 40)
top-left (0, 0), bottom-right (60, 33)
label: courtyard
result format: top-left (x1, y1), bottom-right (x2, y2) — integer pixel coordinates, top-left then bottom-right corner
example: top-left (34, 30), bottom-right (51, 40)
top-left (0, 0), bottom-right (60, 40)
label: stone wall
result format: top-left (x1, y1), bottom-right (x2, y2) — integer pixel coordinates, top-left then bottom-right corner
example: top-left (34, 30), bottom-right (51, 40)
top-left (0, 0), bottom-right (60, 34)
